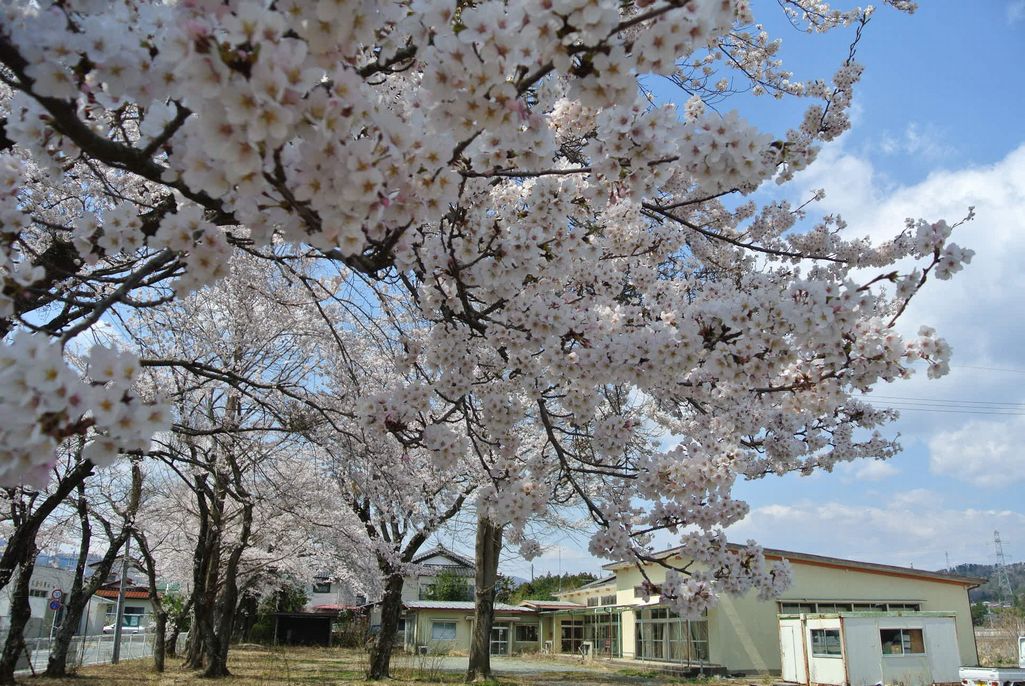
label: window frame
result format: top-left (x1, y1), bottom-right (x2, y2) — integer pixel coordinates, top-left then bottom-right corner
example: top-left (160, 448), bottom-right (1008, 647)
top-left (430, 620), bottom-right (458, 641)
top-left (311, 579), bottom-right (331, 594)
top-left (880, 628), bottom-right (926, 655)
top-left (810, 628), bottom-right (842, 657)
top-left (515, 623), bottom-right (539, 643)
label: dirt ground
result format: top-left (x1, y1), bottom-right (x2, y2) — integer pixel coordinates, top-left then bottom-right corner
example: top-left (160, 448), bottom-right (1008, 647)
top-left (19, 646), bottom-right (764, 686)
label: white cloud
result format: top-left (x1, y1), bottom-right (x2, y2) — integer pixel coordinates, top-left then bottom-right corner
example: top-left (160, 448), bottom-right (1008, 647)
top-left (929, 415), bottom-right (1025, 487)
top-left (1008, 0), bottom-right (1025, 24)
top-left (854, 460), bottom-right (900, 481)
top-left (729, 496), bottom-right (1025, 568)
top-left (879, 122), bottom-right (954, 161)
top-left (787, 140), bottom-right (1025, 456)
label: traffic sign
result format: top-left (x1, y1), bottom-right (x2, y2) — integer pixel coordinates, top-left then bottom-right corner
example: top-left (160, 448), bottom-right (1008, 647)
top-left (48, 600), bottom-right (62, 611)
top-left (50, 588), bottom-right (63, 601)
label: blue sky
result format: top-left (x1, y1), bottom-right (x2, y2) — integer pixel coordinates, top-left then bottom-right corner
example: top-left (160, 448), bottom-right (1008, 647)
top-left (503, 1), bottom-right (1025, 580)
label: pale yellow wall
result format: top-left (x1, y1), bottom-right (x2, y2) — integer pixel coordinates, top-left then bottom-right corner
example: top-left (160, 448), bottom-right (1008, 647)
top-left (411, 610), bottom-right (472, 653)
top-left (609, 557), bottom-right (977, 672)
top-left (410, 610), bottom-right (541, 655)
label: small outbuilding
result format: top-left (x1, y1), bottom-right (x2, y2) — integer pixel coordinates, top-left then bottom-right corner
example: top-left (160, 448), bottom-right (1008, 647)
top-left (778, 611), bottom-right (961, 686)
top-left (273, 611), bottom-right (338, 646)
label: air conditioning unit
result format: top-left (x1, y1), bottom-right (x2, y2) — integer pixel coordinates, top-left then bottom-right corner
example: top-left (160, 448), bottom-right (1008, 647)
top-left (417, 645), bottom-right (429, 656)
top-left (580, 641), bottom-right (593, 660)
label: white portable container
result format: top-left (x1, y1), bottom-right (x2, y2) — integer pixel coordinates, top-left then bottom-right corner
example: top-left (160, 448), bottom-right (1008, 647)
top-left (779, 611), bottom-right (961, 686)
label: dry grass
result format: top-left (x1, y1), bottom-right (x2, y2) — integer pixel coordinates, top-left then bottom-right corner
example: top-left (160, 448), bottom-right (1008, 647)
top-left (19, 647), bottom-right (715, 686)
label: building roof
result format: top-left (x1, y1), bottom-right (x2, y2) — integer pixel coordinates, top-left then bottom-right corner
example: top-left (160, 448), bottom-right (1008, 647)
top-left (519, 600), bottom-right (585, 610)
top-left (574, 576), bottom-right (617, 591)
top-left (94, 589), bottom-right (150, 600)
top-left (602, 544), bottom-right (986, 588)
top-left (403, 600), bottom-right (535, 613)
top-left (411, 545), bottom-right (475, 569)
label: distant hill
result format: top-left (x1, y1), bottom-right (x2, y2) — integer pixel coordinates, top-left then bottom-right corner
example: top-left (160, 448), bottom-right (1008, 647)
top-left (942, 561), bottom-right (1025, 604)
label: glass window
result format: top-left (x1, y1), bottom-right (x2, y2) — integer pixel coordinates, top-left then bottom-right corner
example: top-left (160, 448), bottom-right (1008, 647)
top-left (431, 621), bottom-right (457, 641)
top-left (635, 607), bottom-right (708, 663)
top-left (29, 589), bottom-right (48, 598)
top-left (515, 624), bottom-right (538, 642)
top-left (880, 628), bottom-right (925, 655)
top-left (312, 580), bottom-right (331, 594)
top-left (810, 629), bottom-right (842, 656)
top-left (600, 594), bottom-right (617, 606)
top-left (586, 597), bottom-right (599, 607)
top-left (560, 620), bottom-right (584, 653)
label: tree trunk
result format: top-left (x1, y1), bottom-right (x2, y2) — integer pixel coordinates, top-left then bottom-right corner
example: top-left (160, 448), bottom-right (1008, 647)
top-left (46, 468), bottom-right (140, 677)
top-left (44, 483), bottom-right (91, 678)
top-left (0, 461), bottom-right (93, 594)
top-left (185, 474), bottom-right (219, 671)
top-left (0, 551), bottom-right (37, 686)
top-left (152, 610), bottom-right (167, 673)
top-left (202, 492), bottom-right (252, 678)
top-left (367, 572), bottom-right (404, 680)
top-left (133, 526), bottom-right (167, 672)
top-left (466, 515), bottom-right (504, 683)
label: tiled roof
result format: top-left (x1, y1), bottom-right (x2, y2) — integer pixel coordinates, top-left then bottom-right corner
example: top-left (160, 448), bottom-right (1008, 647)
top-left (404, 600), bottom-right (534, 613)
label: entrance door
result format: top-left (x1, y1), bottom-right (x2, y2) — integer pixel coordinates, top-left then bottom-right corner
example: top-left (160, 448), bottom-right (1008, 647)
top-left (490, 625), bottom-right (509, 656)
top-left (780, 625), bottom-right (806, 683)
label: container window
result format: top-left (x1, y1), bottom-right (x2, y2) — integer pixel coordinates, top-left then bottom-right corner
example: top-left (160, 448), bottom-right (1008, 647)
top-left (810, 628), bottom-right (842, 656)
top-left (880, 628), bottom-right (925, 655)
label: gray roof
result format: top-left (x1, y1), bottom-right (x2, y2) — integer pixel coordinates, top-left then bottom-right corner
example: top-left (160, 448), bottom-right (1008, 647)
top-left (602, 544), bottom-right (986, 587)
top-left (411, 545), bottom-right (475, 569)
top-left (404, 600), bottom-right (534, 613)
top-left (520, 600), bottom-right (585, 609)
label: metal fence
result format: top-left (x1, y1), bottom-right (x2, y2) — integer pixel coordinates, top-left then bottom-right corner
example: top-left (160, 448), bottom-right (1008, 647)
top-left (14, 631), bottom-right (188, 675)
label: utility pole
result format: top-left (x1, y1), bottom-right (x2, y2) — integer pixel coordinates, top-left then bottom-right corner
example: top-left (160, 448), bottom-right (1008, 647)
top-left (111, 532), bottom-right (131, 664)
top-left (994, 530), bottom-right (1014, 607)
top-left (945, 551), bottom-right (951, 572)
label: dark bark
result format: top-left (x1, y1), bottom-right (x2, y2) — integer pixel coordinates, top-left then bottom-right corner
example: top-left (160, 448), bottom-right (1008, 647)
top-left (44, 483), bottom-right (91, 677)
top-left (45, 466), bottom-right (142, 677)
top-left (133, 528), bottom-right (167, 672)
top-left (0, 460), bottom-right (93, 593)
top-left (367, 572), bottom-right (405, 680)
top-left (0, 548), bottom-right (38, 686)
top-left (184, 473), bottom-right (218, 671)
top-left (202, 494), bottom-right (252, 678)
top-left (465, 515), bottom-right (504, 683)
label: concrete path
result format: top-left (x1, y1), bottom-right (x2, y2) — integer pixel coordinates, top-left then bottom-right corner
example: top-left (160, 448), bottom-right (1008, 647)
top-left (395, 655), bottom-right (609, 674)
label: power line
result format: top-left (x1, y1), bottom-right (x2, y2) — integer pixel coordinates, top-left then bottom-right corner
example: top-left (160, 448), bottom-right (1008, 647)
top-left (868, 394), bottom-right (1025, 409)
top-left (871, 404), bottom-right (1025, 417)
top-left (951, 365), bottom-right (1025, 375)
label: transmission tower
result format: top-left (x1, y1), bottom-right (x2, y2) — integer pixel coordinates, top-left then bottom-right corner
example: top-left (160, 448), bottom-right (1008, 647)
top-left (993, 530), bottom-right (1014, 606)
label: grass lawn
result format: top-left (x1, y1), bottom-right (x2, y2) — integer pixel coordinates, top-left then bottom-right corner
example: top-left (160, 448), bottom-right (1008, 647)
top-left (20, 646), bottom-right (745, 686)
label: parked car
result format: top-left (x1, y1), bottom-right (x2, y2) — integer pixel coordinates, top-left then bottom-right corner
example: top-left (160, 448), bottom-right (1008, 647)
top-left (101, 623), bottom-right (152, 635)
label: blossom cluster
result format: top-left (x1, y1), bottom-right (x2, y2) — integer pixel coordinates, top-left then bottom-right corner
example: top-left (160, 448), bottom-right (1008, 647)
top-left (0, 0), bottom-right (958, 613)
top-left (0, 333), bottom-right (167, 487)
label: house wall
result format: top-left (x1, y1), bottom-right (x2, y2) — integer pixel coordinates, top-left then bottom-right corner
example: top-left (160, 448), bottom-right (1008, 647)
top-left (609, 556), bottom-right (976, 673)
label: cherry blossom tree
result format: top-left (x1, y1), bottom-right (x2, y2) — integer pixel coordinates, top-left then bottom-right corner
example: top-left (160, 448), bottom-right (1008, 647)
top-left (0, 2), bottom-right (975, 676)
